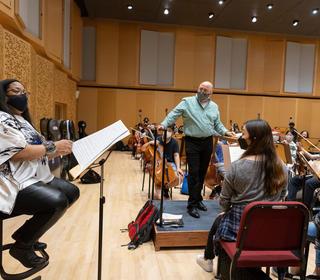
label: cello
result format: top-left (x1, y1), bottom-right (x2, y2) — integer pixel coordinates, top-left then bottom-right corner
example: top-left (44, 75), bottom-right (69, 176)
top-left (142, 139), bottom-right (182, 188)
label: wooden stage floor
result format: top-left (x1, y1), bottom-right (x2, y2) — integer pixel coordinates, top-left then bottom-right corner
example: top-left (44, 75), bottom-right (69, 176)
top-left (2, 151), bottom-right (316, 279)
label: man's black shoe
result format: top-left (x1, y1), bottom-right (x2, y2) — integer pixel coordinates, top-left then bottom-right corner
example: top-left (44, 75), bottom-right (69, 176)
top-left (188, 207), bottom-right (200, 218)
top-left (197, 201), bottom-right (207, 211)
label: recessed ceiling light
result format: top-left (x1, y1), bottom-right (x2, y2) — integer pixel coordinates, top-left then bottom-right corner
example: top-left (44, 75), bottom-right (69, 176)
top-left (208, 12), bottom-right (214, 19)
top-left (251, 16), bottom-right (257, 23)
top-left (267, 4), bottom-right (273, 10)
top-left (312, 8), bottom-right (319, 15)
top-left (164, 8), bottom-right (169, 15)
top-left (218, 0), bottom-right (224, 5)
top-left (292, 20), bottom-right (299, 27)
top-left (127, 4), bottom-right (133, 10)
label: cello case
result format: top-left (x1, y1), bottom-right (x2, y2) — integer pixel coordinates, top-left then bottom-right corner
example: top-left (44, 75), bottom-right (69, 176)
top-left (47, 119), bottom-right (62, 141)
top-left (47, 119), bottom-right (62, 177)
top-left (40, 117), bottom-right (51, 140)
top-left (59, 120), bottom-right (78, 181)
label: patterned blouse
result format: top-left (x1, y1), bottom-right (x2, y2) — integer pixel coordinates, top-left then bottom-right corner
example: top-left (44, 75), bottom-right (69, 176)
top-left (0, 111), bottom-right (53, 214)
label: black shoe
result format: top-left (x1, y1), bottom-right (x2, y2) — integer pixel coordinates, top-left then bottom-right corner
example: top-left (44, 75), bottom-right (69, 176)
top-left (197, 201), bottom-right (207, 211)
top-left (188, 207), bottom-right (200, 218)
top-left (9, 243), bottom-right (47, 268)
top-left (209, 190), bottom-right (216, 200)
top-left (163, 189), bottom-right (170, 199)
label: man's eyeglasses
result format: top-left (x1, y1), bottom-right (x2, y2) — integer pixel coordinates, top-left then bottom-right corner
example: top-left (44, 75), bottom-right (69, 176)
top-left (6, 89), bottom-right (30, 96)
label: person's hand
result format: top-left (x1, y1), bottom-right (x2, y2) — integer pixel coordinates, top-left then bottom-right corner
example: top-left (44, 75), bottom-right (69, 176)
top-left (177, 168), bottom-right (184, 177)
top-left (55, 140), bottom-right (73, 156)
top-left (147, 124), bottom-right (156, 130)
top-left (157, 124), bottom-right (165, 131)
top-left (225, 131), bottom-right (236, 137)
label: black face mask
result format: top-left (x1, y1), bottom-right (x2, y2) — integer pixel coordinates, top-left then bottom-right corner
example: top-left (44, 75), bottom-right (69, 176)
top-left (7, 94), bottom-right (28, 112)
top-left (238, 136), bottom-right (248, 150)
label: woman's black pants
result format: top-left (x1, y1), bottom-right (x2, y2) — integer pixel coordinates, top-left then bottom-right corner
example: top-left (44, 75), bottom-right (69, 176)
top-left (10, 177), bottom-right (80, 245)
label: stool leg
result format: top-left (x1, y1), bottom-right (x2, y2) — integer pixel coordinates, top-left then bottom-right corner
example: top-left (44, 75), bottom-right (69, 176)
top-left (0, 219), bottom-right (3, 272)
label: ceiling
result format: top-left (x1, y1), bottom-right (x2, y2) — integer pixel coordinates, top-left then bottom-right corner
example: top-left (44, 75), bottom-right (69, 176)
top-left (82, 0), bottom-right (320, 37)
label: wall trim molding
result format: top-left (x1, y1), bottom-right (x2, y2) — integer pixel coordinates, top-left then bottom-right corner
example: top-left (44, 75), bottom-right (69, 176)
top-left (78, 82), bottom-right (320, 100)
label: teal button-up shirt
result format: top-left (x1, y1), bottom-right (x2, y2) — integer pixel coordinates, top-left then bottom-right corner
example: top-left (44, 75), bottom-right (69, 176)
top-left (161, 95), bottom-right (228, 138)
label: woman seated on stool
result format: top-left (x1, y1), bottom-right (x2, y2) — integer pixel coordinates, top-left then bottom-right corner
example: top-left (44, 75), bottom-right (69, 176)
top-left (197, 119), bottom-right (287, 273)
top-left (0, 79), bottom-right (80, 268)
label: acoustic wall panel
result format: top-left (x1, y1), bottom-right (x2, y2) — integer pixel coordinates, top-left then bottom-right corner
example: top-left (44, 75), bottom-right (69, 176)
top-left (63, 0), bottom-right (71, 69)
top-left (284, 42), bottom-right (315, 94)
top-left (299, 44), bottom-right (315, 93)
top-left (230, 38), bottom-right (247, 89)
top-left (215, 36), bottom-right (232, 89)
top-left (139, 30), bottom-right (158, 85)
top-left (284, 42), bottom-right (300, 93)
top-left (215, 36), bottom-right (247, 90)
top-left (18, 0), bottom-right (41, 38)
top-left (139, 30), bottom-right (174, 86)
top-left (82, 26), bottom-right (96, 81)
top-left (157, 32), bottom-right (175, 86)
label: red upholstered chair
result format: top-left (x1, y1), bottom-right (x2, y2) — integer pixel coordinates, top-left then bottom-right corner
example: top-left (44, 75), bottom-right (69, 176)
top-left (218, 201), bottom-right (309, 280)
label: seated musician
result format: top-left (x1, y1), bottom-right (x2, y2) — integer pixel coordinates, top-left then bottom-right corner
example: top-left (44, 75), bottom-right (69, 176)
top-left (287, 146), bottom-right (320, 209)
top-left (301, 130), bottom-right (309, 139)
top-left (0, 79), bottom-right (79, 268)
top-left (196, 119), bottom-right (287, 273)
top-left (142, 126), bottom-right (184, 199)
top-left (283, 130), bottom-right (298, 163)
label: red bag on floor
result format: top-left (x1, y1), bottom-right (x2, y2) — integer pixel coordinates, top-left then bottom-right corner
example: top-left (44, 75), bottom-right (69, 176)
top-left (126, 200), bottom-right (159, 250)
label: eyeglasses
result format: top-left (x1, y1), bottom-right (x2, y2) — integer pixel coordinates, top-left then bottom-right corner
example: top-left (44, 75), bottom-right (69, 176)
top-left (6, 89), bottom-right (30, 96)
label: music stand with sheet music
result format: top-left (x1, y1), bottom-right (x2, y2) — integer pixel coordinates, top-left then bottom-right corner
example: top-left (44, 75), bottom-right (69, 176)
top-left (69, 120), bottom-right (130, 280)
top-left (275, 143), bottom-right (293, 165)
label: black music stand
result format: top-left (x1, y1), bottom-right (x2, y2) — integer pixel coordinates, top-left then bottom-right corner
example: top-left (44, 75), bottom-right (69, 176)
top-left (78, 150), bottom-right (113, 280)
top-left (70, 121), bottom-right (129, 280)
top-left (159, 129), bottom-right (167, 227)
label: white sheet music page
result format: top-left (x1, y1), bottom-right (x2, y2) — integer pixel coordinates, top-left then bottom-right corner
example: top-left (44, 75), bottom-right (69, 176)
top-left (72, 120), bottom-right (130, 175)
top-left (229, 146), bottom-right (245, 162)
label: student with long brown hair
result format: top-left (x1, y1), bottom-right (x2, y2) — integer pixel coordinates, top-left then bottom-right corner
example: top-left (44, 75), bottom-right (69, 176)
top-left (197, 119), bottom-right (288, 273)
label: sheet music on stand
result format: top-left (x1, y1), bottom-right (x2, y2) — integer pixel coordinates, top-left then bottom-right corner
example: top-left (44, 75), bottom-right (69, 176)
top-left (221, 144), bottom-right (245, 170)
top-left (69, 120), bottom-right (130, 179)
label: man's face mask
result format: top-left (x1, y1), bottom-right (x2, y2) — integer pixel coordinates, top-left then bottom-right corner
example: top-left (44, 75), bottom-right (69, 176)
top-left (7, 94), bottom-right (28, 112)
top-left (197, 90), bottom-right (210, 103)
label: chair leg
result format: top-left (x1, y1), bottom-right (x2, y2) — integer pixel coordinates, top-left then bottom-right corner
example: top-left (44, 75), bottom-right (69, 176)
top-left (277, 267), bottom-right (286, 280)
top-left (215, 254), bottom-right (222, 279)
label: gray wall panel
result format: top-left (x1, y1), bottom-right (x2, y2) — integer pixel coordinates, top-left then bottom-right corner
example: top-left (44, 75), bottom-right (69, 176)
top-left (82, 26), bottom-right (96, 81)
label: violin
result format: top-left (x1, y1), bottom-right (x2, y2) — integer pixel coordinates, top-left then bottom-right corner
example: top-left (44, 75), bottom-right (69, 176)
top-left (294, 130), bottom-right (320, 176)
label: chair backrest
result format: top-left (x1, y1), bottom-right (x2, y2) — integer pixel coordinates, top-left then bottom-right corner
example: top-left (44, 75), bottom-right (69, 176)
top-left (236, 201), bottom-right (309, 253)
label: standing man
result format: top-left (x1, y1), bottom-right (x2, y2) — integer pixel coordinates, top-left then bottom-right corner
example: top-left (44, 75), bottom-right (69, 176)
top-left (159, 81), bottom-right (234, 218)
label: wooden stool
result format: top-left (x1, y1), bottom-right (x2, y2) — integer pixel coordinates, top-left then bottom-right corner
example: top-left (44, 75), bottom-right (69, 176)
top-left (0, 214), bottom-right (49, 280)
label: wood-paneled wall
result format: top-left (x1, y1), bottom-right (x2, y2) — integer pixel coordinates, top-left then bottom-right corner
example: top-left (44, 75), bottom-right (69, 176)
top-left (0, 0), bottom-right (82, 81)
top-left (0, 1), bottom-right (82, 127)
top-left (77, 86), bottom-right (320, 138)
top-left (89, 19), bottom-right (320, 97)
top-left (0, 25), bottom-right (77, 128)
top-left (78, 19), bottom-right (320, 140)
